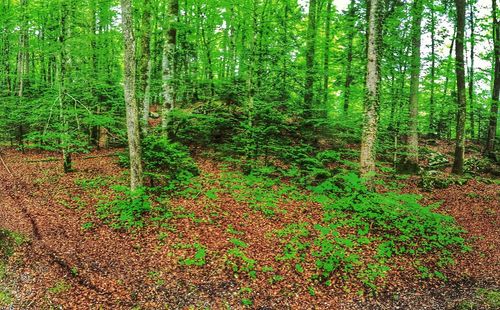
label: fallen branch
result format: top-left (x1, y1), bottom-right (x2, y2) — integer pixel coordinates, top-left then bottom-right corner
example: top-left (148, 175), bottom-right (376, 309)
top-left (0, 154), bottom-right (12, 175)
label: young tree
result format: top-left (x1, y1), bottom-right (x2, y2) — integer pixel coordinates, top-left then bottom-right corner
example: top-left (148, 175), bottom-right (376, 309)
top-left (303, 0), bottom-right (318, 120)
top-left (360, 0), bottom-right (384, 177)
top-left (322, 0), bottom-right (332, 112)
top-left (401, 0), bottom-right (424, 173)
top-left (343, 0), bottom-right (356, 113)
top-left (121, 0), bottom-right (143, 190)
top-left (452, 0), bottom-right (467, 174)
top-left (485, 0), bottom-right (500, 157)
top-left (428, 2), bottom-right (436, 134)
top-left (161, 0), bottom-right (179, 132)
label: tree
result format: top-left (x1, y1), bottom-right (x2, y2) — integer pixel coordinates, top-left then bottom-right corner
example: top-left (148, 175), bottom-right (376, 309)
top-left (161, 0), bottom-right (179, 132)
top-left (303, 0), bottom-right (318, 120)
top-left (400, 0), bottom-right (424, 173)
top-left (452, 0), bottom-right (467, 175)
top-left (121, 0), bottom-right (143, 190)
top-left (360, 0), bottom-right (384, 177)
top-left (343, 0), bottom-right (356, 113)
top-left (485, 0), bottom-right (500, 157)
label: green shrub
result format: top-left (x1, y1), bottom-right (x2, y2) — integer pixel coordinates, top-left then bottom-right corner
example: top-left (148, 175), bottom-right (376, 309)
top-left (179, 243), bottom-right (207, 267)
top-left (118, 135), bottom-right (199, 190)
top-left (96, 186), bottom-right (151, 230)
top-left (142, 135), bottom-right (199, 189)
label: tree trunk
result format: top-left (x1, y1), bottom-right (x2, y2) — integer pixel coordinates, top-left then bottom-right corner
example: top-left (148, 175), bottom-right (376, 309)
top-left (322, 0), bottom-right (332, 115)
top-left (303, 0), bottom-right (318, 120)
top-left (468, 0), bottom-right (475, 140)
top-left (59, 0), bottom-right (72, 173)
top-left (429, 4), bottom-right (436, 134)
top-left (485, 0), bottom-right (500, 157)
top-left (452, 0), bottom-right (467, 174)
top-left (121, 0), bottom-right (144, 190)
top-left (161, 0), bottom-right (178, 133)
top-left (401, 0), bottom-right (423, 173)
top-left (139, 0), bottom-right (152, 136)
top-left (343, 0), bottom-right (356, 113)
top-left (360, 0), bottom-right (384, 178)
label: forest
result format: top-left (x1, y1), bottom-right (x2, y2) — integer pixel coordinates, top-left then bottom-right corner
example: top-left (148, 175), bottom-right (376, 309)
top-left (0, 0), bottom-right (499, 308)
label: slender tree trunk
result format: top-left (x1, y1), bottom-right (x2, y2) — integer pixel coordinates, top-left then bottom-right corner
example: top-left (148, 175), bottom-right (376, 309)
top-left (485, 0), bottom-right (500, 157)
top-left (429, 4), bottom-right (436, 134)
top-left (139, 0), bottom-right (152, 136)
top-left (440, 27), bottom-right (456, 139)
top-left (343, 0), bottom-right (356, 113)
top-left (322, 0), bottom-right (332, 115)
top-left (246, 0), bottom-right (258, 129)
top-left (161, 0), bottom-right (179, 133)
top-left (468, 0), bottom-right (475, 140)
top-left (303, 0), bottom-right (318, 120)
top-left (121, 0), bottom-right (143, 190)
top-left (59, 0), bottom-right (72, 173)
top-left (360, 0), bottom-right (384, 177)
top-left (402, 0), bottom-right (423, 173)
top-left (452, 0), bottom-right (467, 174)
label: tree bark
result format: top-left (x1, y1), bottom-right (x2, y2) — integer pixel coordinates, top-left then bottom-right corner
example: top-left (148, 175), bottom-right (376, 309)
top-left (452, 0), bottom-right (467, 175)
top-left (303, 0), bottom-right (318, 119)
top-left (429, 3), bottom-right (436, 134)
top-left (343, 0), bottom-right (356, 113)
top-left (485, 0), bottom-right (500, 157)
top-left (360, 0), bottom-right (384, 178)
top-left (161, 0), bottom-right (178, 133)
top-left (468, 0), bottom-right (475, 140)
top-left (322, 0), bottom-right (332, 115)
top-left (121, 0), bottom-right (144, 190)
top-left (139, 0), bottom-right (152, 136)
top-left (402, 0), bottom-right (423, 173)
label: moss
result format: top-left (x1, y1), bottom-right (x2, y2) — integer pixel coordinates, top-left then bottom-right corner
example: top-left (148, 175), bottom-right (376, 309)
top-left (48, 280), bottom-right (71, 295)
top-left (477, 288), bottom-right (500, 309)
top-left (0, 290), bottom-right (13, 306)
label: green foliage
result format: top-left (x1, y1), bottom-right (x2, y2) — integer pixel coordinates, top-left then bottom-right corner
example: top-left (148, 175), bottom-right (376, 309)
top-left (225, 238), bottom-right (257, 279)
top-left (179, 243), bottom-right (207, 267)
top-left (96, 186), bottom-right (151, 230)
top-left (0, 290), bottom-right (13, 306)
top-left (74, 176), bottom-right (110, 189)
top-left (48, 280), bottom-right (71, 295)
top-left (426, 151), bottom-right (450, 169)
top-left (420, 170), bottom-right (470, 191)
top-left (0, 230), bottom-right (25, 260)
top-left (118, 135), bottom-right (199, 190)
top-left (464, 157), bottom-right (491, 175)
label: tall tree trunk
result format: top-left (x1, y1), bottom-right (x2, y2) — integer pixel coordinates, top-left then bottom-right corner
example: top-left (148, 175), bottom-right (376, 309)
top-left (161, 0), bottom-right (179, 133)
top-left (440, 27), bottom-right (456, 139)
top-left (485, 0), bottom-right (500, 157)
top-left (322, 0), bottom-right (332, 115)
top-left (452, 0), bottom-right (467, 174)
top-left (59, 0), bottom-right (72, 173)
top-left (121, 0), bottom-right (144, 190)
top-left (429, 3), bottom-right (436, 134)
top-left (402, 0), bottom-right (423, 173)
top-left (360, 0), bottom-right (384, 177)
top-left (343, 0), bottom-right (356, 113)
top-left (468, 0), bottom-right (475, 140)
top-left (139, 0), bottom-right (152, 136)
top-left (303, 0), bottom-right (318, 120)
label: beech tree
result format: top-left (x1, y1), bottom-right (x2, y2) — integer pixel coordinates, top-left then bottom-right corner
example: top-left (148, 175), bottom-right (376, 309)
top-left (121, 0), bottom-right (143, 190)
top-left (360, 0), bottom-right (384, 177)
top-left (452, 0), bottom-right (467, 174)
top-left (485, 0), bottom-right (500, 157)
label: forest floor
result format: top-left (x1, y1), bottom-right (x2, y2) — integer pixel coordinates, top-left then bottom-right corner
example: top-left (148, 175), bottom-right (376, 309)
top-left (0, 145), bottom-right (499, 309)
